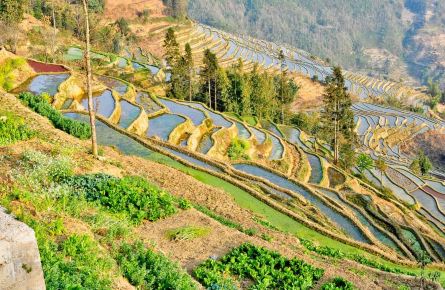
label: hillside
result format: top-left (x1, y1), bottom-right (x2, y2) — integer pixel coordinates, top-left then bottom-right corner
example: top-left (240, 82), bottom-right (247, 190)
top-left (2, 1), bottom-right (445, 289)
top-left (188, 0), bottom-right (445, 86)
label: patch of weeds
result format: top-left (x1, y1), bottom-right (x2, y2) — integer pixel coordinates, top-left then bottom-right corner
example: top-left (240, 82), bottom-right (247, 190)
top-left (0, 112), bottom-right (36, 145)
top-left (114, 241), bottom-right (197, 289)
top-left (166, 226), bottom-right (210, 241)
top-left (261, 233), bottom-right (273, 242)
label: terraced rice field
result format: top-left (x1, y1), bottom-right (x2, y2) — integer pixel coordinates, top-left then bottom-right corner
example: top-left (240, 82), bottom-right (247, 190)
top-left (168, 23), bottom-right (429, 105)
top-left (318, 188), bottom-right (404, 254)
top-left (24, 74), bottom-right (70, 96)
top-left (160, 98), bottom-right (207, 126)
top-left (197, 128), bottom-right (218, 154)
top-left (97, 76), bottom-right (128, 95)
top-left (147, 113), bottom-right (185, 141)
top-left (30, 60), bottom-right (445, 266)
top-left (118, 100), bottom-right (141, 128)
top-left (187, 102), bottom-right (233, 128)
top-left (233, 163), bottom-right (370, 243)
top-left (80, 90), bottom-right (116, 118)
top-left (307, 153), bottom-right (323, 184)
top-left (135, 92), bottom-right (162, 114)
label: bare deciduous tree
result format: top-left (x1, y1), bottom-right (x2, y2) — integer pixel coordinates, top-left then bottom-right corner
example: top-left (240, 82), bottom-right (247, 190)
top-left (81, 0), bottom-right (98, 157)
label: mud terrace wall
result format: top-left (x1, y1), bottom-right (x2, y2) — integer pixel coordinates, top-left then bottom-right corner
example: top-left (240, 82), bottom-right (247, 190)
top-left (0, 208), bottom-right (45, 290)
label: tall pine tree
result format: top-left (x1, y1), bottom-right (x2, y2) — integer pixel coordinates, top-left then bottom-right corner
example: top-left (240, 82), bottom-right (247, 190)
top-left (164, 28), bottom-right (188, 99)
top-left (227, 59), bottom-right (252, 115)
top-left (321, 66), bottom-right (356, 166)
top-left (163, 28), bottom-right (180, 66)
top-left (201, 49), bottom-right (219, 109)
top-left (278, 49), bottom-right (286, 123)
top-left (184, 43), bottom-right (194, 101)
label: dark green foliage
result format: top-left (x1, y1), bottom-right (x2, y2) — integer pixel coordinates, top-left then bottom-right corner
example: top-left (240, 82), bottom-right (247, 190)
top-left (321, 277), bottom-right (354, 290)
top-left (86, 0), bottom-right (106, 13)
top-left (0, 58), bottom-right (26, 91)
top-left (115, 18), bottom-right (130, 36)
top-left (0, 0), bottom-right (25, 25)
top-left (226, 59), bottom-right (252, 115)
top-left (115, 242), bottom-right (197, 289)
top-left (164, 28), bottom-right (181, 66)
top-left (0, 113), bottom-right (35, 145)
top-left (194, 243), bottom-right (324, 289)
top-left (64, 174), bottom-right (176, 224)
top-left (410, 151), bottom-right (432, 175)
top-left (320, 67), bottom-right (356, 167)
top-left (199, 49), bottom-right (220, 109)
top-left (187, 0), bottom-right (429, 80)
top-left (164, 30), bottom-right (196, 100)
top-left (227, 138), bottom-right (250, 160)
top-left (356, 153), bottom-right (374, 173)
top-left (300, 239), bottom-right (416, 276)
top-left (178, 197), bottom-right (192, 209)
top-left (29, 216), bottom-right (113, 290)
top-left (18, 92), bottom-right (92, 140)
top-left (290, 112), bottom-right (321, 135)
top-left (164, 0), bottom-right (188, 19)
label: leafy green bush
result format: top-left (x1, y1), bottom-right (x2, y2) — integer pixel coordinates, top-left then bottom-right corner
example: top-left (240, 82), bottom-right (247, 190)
top-left (115, 242), bottom-right (197, 290)
top-left (321, 277), bottom-right (354, 290)
top-left (300, 239), bottom-right (345, 259)
top-left (18, 150), bottom-right (73, 184)
top-left (18, 92), bottom-right (91, 139)
top-left (0, 113), bottom-right (35, 145)
top-left (194, 243), bottom-right (324, 289)
top-left (27, 215), bottom-right (113, 290)
top-left (227, 138), bottom-right (250, 160)
top-left (300, 239), bottom-right (416, 277)
top-left (65, 174), bottom-right (176, 224)
top-left (0, 58), bottom-right (25, 91)
top-left (178, 197), bottom-right (192, 209)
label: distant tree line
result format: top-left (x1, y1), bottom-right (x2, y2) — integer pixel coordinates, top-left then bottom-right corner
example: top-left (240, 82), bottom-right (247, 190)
top-left (163, 28), bottom-right (298, 124)
top-left (164, 28), bottom-right (359, 168)
top-left (162, 0), bottom-right (188, 20)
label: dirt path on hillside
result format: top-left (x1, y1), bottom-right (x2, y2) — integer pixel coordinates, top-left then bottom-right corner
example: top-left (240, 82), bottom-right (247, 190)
top-left (1, 92), bottom-right (431, 289)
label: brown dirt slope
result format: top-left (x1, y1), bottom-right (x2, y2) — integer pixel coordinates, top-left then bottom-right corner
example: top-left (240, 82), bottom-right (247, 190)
top-left (1, 92), bottom-right (434, 289)
top-left (104, 0), bottom-right (167, 20)
top-left (401, 129), bottom-right (445, 172)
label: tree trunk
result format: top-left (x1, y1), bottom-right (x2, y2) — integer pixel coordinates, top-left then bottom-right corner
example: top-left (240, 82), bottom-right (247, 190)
top-left (214, 78), bottom-right (217, 110)
top-left (189, 70), bottom-right (192, 101)
top-left (334, 96), bottom-right (341, 165)
top-left (51, 0), bottom-right (57, 56)
top-left (281, 106), bottom-right (285, 124)
top-left (281, 74), bottom-right (284, 124)
top-left (208, 78), bottom-right (211, 109)
top-left (334, 114), bottom-right (338, 164)
top-left (82, 0), bottom-right (98, 157)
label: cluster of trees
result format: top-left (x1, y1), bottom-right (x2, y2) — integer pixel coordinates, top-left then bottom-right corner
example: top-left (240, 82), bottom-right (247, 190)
top-left (0, 0), bottom-right (134, 59)
top-left (320, 66), bottom-right (356, 166)
top-left (0, 0), bottom-right (26, 52)
top-left (188, 0), bottom-right (408, 74)
top-left (163, 28), bottom-right (298, 123)
top-left (427, 79), bottom-right (445, 109)
top-left (410, 151), bottom-right (432, 176)
top-left (163, 0), bottom-right (188, 20)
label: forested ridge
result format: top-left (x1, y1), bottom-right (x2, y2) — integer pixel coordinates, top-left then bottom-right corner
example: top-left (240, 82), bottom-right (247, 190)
top-left (188, 0), bottom-right (445, 86)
